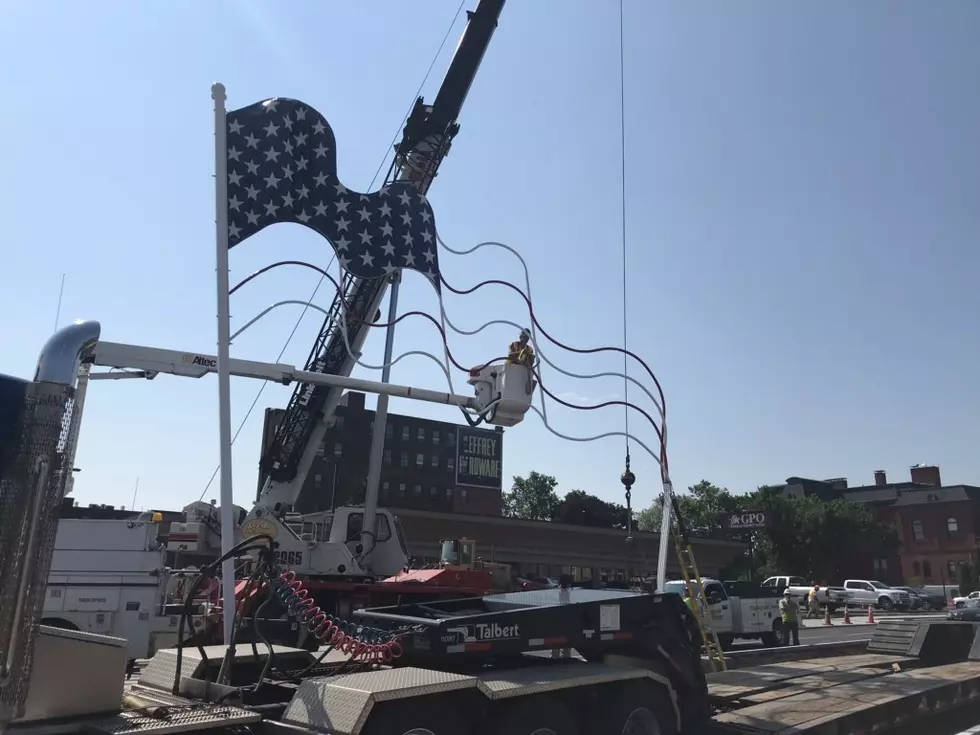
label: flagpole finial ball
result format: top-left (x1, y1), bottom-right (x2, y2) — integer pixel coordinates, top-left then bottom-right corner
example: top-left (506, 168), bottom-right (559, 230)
top-left (621, 469), bottom-right (635, 489)
top-left (211, 83), bottom-right (227, 102)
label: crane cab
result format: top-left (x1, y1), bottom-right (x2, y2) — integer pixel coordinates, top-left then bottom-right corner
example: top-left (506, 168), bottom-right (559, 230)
top-left (440, 538), bottom-right (477, 567)
top-left (238, 506), bottom-right (410, 579)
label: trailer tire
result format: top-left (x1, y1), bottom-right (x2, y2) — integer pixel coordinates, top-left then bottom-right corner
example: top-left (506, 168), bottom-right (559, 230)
top-left (361, 695), bottom-right (470, 735)
top-left (593, 681), bottom-right (677, 735)
top-left (766, 619), bottom-right (783, 647)
top-left (485, 695), bottom-right (576, 735)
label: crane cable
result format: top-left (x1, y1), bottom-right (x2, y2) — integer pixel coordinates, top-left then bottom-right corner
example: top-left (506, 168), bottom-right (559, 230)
top-left (198, 0), bottom-right (469, 501)
top-left (619, 0), bottom-right (630, 459)
top-left (617, 0), bottom-right (635, 540)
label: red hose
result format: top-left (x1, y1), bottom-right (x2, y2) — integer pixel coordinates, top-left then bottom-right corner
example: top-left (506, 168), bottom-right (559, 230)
top-left (275, 570), bottom-right (402, 660)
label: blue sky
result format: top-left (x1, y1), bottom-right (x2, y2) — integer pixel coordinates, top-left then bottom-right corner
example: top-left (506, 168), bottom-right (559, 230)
top-left (2, 1), bottom-right (978, 515)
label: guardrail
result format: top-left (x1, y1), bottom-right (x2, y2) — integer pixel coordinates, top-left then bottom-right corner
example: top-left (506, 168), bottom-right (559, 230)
top-left (703, 638), bottom-right (870, 672)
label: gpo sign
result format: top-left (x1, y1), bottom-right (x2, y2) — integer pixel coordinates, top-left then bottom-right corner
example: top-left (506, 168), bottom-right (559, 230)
top-left (720, 510), bottom-right (770, 530)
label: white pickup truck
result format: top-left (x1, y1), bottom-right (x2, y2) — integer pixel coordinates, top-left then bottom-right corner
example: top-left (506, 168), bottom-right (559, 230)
top-left (843, 579), bottom-right (911, 611)
top-left (761, 575), bottom-right (848, 611)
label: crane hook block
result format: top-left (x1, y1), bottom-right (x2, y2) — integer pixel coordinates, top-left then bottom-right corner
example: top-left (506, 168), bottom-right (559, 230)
top-left (467, 362), bottom-right (536, 428)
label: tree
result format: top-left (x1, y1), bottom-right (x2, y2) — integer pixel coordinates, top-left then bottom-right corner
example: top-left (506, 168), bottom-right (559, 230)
top-left (635, 502), bottom-right (662, 532)
top-left (502, 472), bottom-right (560, 521)
top-left (748, 492), bottom-right (899, 583)
top-left (632, 480), bottom-right (899, 583)
top-left (635, 480), bottom-right (739, 538)
top-left (552, 490), bottom-right (630, 529)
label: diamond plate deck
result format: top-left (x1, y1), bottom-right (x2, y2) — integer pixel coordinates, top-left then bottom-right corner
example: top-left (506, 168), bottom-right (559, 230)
top-left (85, 694), bottom-right (259, 735)
top-left (712, 660), bottom-right (980, 733)
top-left (282, 667), bottom-right (478, 735)
top-left (138, 645), bottom-right (314, 692)
top-left (476, 661), bottom-right (650, 699)
top-left (707, 653), bottom-right (913, 704)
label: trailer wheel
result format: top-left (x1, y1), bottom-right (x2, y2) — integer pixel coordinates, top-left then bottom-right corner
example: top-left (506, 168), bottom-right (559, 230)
top-left (766, 619), bottom-right (783, 647)
top-left (484, 695), bottom-right (576, 735)
top-left (593, 681), bottom-right (677, 735)
top-left (362, 695), bottom-right (470, 735)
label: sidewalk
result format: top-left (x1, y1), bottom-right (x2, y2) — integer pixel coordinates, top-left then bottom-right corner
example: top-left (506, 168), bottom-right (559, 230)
top-left (799, 612), bottom-right (947, 628)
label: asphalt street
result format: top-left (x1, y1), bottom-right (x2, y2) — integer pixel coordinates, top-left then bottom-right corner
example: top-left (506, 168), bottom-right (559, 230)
top-left (729, 612), bottom-right (948, 649)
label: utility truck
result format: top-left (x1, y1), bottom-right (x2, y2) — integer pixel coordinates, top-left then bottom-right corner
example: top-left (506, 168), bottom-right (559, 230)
top-left (41, 515), bottom-right (183, 662)
top-left (664, 578), bottom-right (783, 649)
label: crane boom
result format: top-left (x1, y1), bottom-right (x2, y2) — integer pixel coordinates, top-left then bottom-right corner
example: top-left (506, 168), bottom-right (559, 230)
top-left (258, 0), bottom-right (506, 512)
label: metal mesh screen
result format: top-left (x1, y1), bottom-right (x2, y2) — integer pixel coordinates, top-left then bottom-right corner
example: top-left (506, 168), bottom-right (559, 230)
top-left (0, 381), bottom-right (76, 726)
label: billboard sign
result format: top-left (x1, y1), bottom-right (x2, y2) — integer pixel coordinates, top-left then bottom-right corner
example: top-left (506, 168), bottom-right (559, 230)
top-left (455, 426), bottom-right (503, 490)
top-left (718, 510), bottom-right (771, 531)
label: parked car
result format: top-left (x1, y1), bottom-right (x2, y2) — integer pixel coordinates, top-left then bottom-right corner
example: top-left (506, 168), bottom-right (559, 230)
top-left (514, 576), bottom-right (552, 591)
top-left (948, 598), bottom-right (980, 621)
top-left (842, 579), bottom-right (910, 611)
top-left (921, 584), bottom-right (959, 608)
top-left (952, 590), bottom-right (980, 608)
top-left (893, 586), bottom-right (936, 611)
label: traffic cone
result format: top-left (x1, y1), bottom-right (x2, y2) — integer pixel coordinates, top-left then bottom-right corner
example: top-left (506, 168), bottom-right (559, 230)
top-left (867, 606), bottom-right (875, 624)
top-left (843, 607), bottom-right (852, 624)
top-left (824, 608), bottom-right (834, 626)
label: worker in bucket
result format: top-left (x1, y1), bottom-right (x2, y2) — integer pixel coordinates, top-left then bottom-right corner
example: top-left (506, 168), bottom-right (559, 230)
top-left (779, 590), bottom-right (801, 646)
top-left (508, 327), bottom-right (535, 368)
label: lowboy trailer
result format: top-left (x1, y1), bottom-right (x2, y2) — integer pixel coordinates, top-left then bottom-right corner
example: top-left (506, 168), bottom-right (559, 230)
top-left (11, 584), bottom-right (980, 735)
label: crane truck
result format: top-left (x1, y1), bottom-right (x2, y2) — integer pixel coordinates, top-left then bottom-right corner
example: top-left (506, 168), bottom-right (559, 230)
top-left (135, 0), bottom-right (505, 610)
top-left (6, 322), bottom-right (980, 735)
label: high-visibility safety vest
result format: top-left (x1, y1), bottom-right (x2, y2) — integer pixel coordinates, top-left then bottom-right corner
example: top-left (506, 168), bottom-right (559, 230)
top-left (685, 595), bottom-right (700, 617)
top-left (780, 600), bottom-right (798, 623)
top-left (508, 341), bottom-right (534, 366)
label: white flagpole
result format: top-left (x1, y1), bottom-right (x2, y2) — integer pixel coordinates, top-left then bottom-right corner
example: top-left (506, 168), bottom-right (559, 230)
top-left (211, 82), bottom-right (237, 645)
top-left (656, 478), bottom-right (673, 592)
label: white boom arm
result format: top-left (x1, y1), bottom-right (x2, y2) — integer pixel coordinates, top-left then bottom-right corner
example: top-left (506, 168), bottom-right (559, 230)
top-left (63, 328), bottom-right (535, 581)
top-left (85, 340), bottom-right (531, 425)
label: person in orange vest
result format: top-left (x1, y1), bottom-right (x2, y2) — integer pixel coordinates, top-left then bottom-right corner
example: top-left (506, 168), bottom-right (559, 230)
top-left (508, 328), bottom-right (535, 368)
top-left (807, 584), bottom-right (822, 619)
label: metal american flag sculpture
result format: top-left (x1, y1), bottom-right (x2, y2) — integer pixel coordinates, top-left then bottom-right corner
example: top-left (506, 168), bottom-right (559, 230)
top-left (224, 97), bottom-right (441, 290)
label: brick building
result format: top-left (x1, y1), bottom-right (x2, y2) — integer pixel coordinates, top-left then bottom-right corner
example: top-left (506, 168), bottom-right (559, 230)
top-left (259, 392), bottom-right (505, 517)
top-left (775, 464), bottom-right (980, 586)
